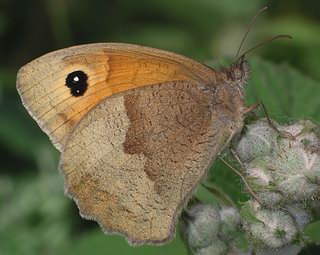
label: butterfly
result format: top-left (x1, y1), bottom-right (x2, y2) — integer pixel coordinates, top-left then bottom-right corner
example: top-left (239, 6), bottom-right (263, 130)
top-left (16, 7), bottom-right (290, 245)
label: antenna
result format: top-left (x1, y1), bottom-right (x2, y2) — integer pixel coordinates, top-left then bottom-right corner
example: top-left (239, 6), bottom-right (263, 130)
top-left (235, 6), bottom-right (268, 60)
top-left (237, 35), bottom-right (292, 61)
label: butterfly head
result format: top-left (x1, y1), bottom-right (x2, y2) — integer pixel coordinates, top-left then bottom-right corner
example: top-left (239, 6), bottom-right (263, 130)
top-left (220, 55), bottom-right (249, 94)
top-left (229, 55), bottom-right (250, 88)
top-left (222, 5), bottom-right (291, 95)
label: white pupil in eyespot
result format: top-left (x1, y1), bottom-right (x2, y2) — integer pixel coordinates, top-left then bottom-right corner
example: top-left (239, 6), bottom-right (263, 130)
top-left (73, 76), bottom-right (79, 82)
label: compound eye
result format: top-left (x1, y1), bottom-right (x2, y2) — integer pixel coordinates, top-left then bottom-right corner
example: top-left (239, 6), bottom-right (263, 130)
top-left (233, 67), bottom-right (242, 80)
top-left (65, 70), bottom-right (88, 97)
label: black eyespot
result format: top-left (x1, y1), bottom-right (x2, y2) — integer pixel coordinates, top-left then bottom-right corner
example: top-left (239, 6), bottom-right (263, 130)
top-left (65, 70), bottom-right (88, 97)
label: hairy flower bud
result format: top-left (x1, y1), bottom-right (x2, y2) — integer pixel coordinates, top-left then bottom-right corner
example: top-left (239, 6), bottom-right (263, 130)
top-left (242, 201), bottom-right (298, 248)
top-left (183, 204), bottom-right (222, 250)
top-left (235, 119), bottom-right (320, 204)
top-left (234, 120), bottom-right (277, 163)
top-left (181, 204), bottom-right (242, 255)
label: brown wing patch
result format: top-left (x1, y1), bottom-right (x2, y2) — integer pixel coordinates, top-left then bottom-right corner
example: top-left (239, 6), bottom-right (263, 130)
top-left (122, 82), bottom-right (213, 194)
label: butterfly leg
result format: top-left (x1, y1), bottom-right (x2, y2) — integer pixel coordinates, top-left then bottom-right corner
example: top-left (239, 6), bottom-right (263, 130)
top-left (219, 150), bottom-right (263, 205)
top-left (244, 100), bottom-right (295, 139)
top-left (242, 101), bottom-right (260, 115)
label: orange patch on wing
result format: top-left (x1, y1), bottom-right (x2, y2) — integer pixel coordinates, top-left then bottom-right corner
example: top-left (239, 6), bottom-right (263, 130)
top-left (16, 43), bottom-right (215, 150)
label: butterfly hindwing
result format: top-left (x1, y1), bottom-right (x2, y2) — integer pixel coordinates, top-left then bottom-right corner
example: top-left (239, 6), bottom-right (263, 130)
top-left (60, 81), bottom-right (232, 244)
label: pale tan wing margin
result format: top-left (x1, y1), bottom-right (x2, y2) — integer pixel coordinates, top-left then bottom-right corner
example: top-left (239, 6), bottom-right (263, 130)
top-left (60, 81), bottom-right (231, 245)
top-left (16, 43), bottom-right (216, 151)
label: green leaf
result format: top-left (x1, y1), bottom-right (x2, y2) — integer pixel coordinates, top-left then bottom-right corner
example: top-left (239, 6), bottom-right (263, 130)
top-left (246, 57), bottom-right (320, 122)
top-left (240, 201), bottom-right (263, 225)
top-left (207, 158), bottom-right (249, 207)
top-left (304, 220), bottom-right (320, 242)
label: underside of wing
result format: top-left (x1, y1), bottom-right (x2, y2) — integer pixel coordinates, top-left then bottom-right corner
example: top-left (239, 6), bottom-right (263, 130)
top-left (16, 43), bottom-right (216, 150)
top-left (60, 81), bottom-right (231, 245)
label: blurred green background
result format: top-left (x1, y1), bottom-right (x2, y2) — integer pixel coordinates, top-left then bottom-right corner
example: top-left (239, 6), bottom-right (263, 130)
top-left (1, 0), bottom-right (320, 254)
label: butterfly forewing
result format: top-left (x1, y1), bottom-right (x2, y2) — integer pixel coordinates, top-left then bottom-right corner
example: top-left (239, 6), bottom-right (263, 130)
top-left (16, 43), bottom-right (216, 151)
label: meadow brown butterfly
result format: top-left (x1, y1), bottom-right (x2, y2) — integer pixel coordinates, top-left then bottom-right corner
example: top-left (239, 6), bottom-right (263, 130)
top-left (16, 7), bottom-right (290, 245)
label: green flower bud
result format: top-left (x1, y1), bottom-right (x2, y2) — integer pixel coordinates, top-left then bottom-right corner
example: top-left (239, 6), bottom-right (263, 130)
top-left (234, 120), bottom-right (278, 163)
top-left (185, 204), bottom-right (222, 249)
top-left (244, 163), bottom-right (283, 206)
top-left (255, 191), bottom-right (283, 206)
top-left (242, 201), bottom-right (298, 248)
top-left (219, 207), bottom-right (241, 242)
top-left (235, 119), bottom-right (320, 203)
top-left (220, 207), bottom-right (240, 227)
top-left (268, 130), bottom-right (320, 201)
